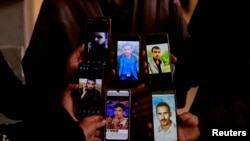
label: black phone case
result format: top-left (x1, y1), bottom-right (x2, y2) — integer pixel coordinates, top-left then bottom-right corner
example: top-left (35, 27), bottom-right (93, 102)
top-left (144, 32), bottom-right (173, 90)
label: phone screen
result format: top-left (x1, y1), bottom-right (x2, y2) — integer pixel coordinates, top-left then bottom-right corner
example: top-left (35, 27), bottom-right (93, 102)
top-left (105, 90), bottom-right (130, 141)
top-left (151, 90), bottom-right (178, 141)
top-left (85, 17), bottom-right (111, 65)
top-left (145, 33), bottom-right (173, 89)
top-left (116, 35), bottom-right (141, 87)
top-left (76, 63), bottom-right (104, 119)
top-left (77, 17), bottom-right (111, 119)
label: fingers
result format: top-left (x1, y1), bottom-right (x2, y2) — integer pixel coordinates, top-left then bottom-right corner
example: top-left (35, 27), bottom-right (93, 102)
top-left (131, 83), bottom-right (149, 96)
top-left (94, 130), bottom-right (101, 137)
top-left (66, 83), bottom-right (79, 92)
top-left (69, 44), bottom-right (85, 63)
top-left (146, 122), bottom-right (153, 138)
top-left (170, 53), bottom-right (177, 64)
top-left (75, 44), bottom-right (85, 63)
top-left (90, 115), bottom-right (106, 129)
top-left (75, 44), bottom-right (85, 57)
top-left (178, 112), bottom-right (199, 126)
top-left (178, 125), bottom-right (200, 141)
top-left (140, 47), bottom-right (150, 76)
top-left (147, 122), bottom-right (153, 129)
top-left (61, 84), bottom-right (78, 102)
top-left (170, 53), bottom-right (177, 75)
top-left (92, 137), bottom-right (102, 141)
top-left (96, 119), bottom-right (106, 129)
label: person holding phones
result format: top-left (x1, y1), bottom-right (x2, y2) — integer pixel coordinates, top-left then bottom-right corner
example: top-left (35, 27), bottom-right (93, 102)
top-left (0, 46), bottom-right (106, 141)
top-left (18, 0), bottom-right (200, 140)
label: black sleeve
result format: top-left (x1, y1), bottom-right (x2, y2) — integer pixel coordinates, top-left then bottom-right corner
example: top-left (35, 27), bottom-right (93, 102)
top-left (46, 106), bottom-right (86, 141)
top-left (0, 58), bottom-right (27, 120)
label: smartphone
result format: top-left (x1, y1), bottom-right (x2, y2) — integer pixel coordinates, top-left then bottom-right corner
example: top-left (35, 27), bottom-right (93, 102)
top-left (104, 89), bottom-right (131, 141)
top-left (76, 17), bottom-right (111, 119)
top-left (115, 35), bottom-right (141, 87)
top-left (84, 17), bottom-right (111, 65)
top-left (76, 63), bottom-right (104, 119)
top-left (151, 90), bottom-right (178, 141)
top-left (144, 32), bottom-right (173, 89)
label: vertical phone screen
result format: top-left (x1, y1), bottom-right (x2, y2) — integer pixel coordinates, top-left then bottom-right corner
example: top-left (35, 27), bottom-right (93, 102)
top-left (76, 63), bottom-right (104, 119)
top-left (116, 35), bottom-right (141, 87)
top-left (85, 17), bottom-right (111, 65)
top-left (145, 33), bottom-right (173, 89)
top-left (105, 90), bottom-right (130, 141)
top-left (152, 90), bottom-right (178, 141)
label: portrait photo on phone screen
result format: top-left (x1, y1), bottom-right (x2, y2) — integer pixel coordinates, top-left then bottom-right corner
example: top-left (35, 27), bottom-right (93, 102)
top-left (146, 42), bottom-right (172, 88)
top-left (76, 63), bottom-right (104, 119)
top-left (152, 93), bottom-right (178, 141)
top-left (116, 41), bottom-right (140, 82)
top-left (144, 33), bottom-right (173, 89)
top-left (146, 43), bottom-right (171, 74)
top-left (85, 17), bottom-right (111, 65)
top-left (105, 90), bottom-right (130, 140)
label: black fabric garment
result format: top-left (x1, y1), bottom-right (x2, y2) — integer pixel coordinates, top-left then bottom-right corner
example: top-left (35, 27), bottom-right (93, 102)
top-left (188, 0), bottom-right (250, 140)
top-left (0, 57), bottom-right (29, 121)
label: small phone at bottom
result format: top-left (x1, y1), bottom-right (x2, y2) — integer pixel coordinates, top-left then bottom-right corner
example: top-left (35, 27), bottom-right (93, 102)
top-left (104, 89), bottom-right (131, 141)
top-left (151, 90), bottom-right (178, 141)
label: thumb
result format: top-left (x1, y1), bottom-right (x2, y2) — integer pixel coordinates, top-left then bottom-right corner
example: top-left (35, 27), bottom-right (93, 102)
top-left (178, 112), bottom-right (199, 126)
top-left (92, 115), bottom-right (106, 129)
top-left (96, 119), bottom-right (106, 129)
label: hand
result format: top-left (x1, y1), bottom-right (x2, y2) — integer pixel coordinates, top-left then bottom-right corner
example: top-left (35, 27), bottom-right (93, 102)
top-left (65, 44), bottom-right (84, 83)
top-left (61, 84), bottom-right (106, 141)
top-left (79, 115), bottom-right (106, 141)
top-left (177, 112), bottom-right (200, 141)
